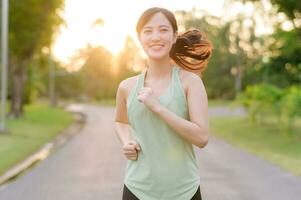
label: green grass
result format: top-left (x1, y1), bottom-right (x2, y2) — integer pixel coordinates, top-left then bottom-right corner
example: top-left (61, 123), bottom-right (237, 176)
top-left (210, 115), bottom-right (301, 177)
top-left (0, 103), bottom-right (74, 176)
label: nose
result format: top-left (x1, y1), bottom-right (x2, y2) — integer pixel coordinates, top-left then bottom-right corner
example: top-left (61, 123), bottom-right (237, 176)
top-left (150, 30), bottom-right (161, 42)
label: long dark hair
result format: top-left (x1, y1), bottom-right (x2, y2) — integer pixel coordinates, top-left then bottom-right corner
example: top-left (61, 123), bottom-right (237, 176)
top-left (136, 7), bottom-right (213, 74)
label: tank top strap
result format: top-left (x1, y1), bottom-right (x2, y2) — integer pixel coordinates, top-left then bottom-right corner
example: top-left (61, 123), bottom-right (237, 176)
top-left (136, 69), bottom-right (146, 90)
top-left (173, 65), bottom-right (188, 106)
top-left (172, 65), bottom-right (182, 91)
top-left (173, 65), bottom-right (180, 82)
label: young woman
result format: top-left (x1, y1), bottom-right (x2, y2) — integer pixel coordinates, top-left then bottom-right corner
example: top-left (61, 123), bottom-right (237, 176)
top-left (115, 7), bottom-right (212, 200)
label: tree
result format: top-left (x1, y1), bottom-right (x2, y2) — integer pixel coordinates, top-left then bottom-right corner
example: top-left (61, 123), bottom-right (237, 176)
top-left (176, 8), bottom-right (265, 99)
top-left (238, 0), bottom-right (301, 86)
top-left (8, 0), bottom-right (65, 118)
top-left (243, 0), bottom-right (301, 30)
top-left (116, 36), bottom-right (142, 82)
top-left (74, 45), bottom-right (115, 100)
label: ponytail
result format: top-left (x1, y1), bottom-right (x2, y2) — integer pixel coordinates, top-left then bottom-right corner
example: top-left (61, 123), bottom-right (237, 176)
top-left (170, 29), bottom-right (213, 74)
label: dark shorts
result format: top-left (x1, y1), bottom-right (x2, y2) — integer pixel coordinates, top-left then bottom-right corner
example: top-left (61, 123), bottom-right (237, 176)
top-left (122, 184), bottom-right (202, 200)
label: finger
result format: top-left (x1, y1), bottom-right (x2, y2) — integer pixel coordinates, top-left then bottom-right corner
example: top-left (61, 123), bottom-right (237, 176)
top-left (125, 151), bottom-right (136, 157)
top-left (123, 145), bottom-right (136, 151)
top-left (132, 140), bottom-right (141, 150)
top-left (123, 147), bottom-right (136, 152)
top-left (123, 148), bottom-right (135, 152)
top-left (135, 143), bottom-right (141, 151)
top-left (124, 151), bottom-right (137, 155)
top-left (126, 153), bottom-right (137, 157)
top-left (129, 156), bottom-right (137, 160)
top-left (123, 145), bottom-right (137, 151)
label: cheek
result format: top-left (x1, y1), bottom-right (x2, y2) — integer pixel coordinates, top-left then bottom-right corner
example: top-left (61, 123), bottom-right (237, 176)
top-left (139, 37), bottom-right (150, 49)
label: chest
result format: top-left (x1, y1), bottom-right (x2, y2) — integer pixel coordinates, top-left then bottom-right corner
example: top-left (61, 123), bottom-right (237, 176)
top-left (143, 78), bottom-right (172, 99)
top-left (128, 84), bottom-right (188, 129)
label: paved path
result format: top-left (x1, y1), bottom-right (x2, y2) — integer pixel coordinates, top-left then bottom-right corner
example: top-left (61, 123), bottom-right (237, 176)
top-left (0, 104), bottom-right (300, 200)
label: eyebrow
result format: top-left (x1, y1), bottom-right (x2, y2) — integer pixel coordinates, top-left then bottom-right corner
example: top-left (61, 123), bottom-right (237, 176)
top-left (142, 25), bottom-right (170, 29)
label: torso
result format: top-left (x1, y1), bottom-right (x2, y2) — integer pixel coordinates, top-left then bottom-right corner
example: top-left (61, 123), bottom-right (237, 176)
top-left (124, 67), bottom-right (189, 106)
top-left (123, 65), bottom-right (201, 200)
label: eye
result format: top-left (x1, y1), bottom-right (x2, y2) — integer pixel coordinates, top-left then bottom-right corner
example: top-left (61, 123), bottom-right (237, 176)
top-left (143, 29), bottom-right (151, 34)
top-left (160, 28), bottom-right (168, 32)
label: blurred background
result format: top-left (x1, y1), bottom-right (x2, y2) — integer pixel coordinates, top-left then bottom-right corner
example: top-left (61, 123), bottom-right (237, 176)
top-left (0, 0), bottom-right (300, 198)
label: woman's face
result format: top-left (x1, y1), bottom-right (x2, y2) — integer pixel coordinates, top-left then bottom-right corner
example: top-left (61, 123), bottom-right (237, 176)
top-left (138, 12), bottom-right (177, 61)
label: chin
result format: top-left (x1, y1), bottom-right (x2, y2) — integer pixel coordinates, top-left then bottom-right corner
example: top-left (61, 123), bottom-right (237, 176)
top-left (146, 51), bottom-right (170, 61)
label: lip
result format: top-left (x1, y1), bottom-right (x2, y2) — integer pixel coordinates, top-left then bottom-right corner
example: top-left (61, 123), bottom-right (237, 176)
top-left (149, 44), bottom-right (165, 51)
top-left (149, 44), bottom-right (165, 47)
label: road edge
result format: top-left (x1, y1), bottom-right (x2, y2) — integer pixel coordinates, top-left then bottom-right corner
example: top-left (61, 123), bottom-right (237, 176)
top-left (0, 104), bottom-right (87, 186)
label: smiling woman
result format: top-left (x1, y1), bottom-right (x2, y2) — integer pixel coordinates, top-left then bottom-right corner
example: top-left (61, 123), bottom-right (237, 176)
top-left (115, 6), bottom-right (212, 200)
top-left (136, 7), bottom-right (212, 74)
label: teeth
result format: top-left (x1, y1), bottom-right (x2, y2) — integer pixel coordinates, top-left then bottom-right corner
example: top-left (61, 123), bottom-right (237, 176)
top-left (151, 44), bottom-right (164, 47)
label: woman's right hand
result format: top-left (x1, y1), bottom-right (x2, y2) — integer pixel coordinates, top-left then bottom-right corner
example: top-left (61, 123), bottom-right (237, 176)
top-left (122, 139), bottom-right (141, 160)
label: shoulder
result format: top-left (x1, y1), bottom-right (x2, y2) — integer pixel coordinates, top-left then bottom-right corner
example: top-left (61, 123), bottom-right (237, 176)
top-left (117, 74), bottom-right (140, 100)
top-left (178, 67), bottom-right (205, 95)
top-left (179, 68), bottom-right (202, 83)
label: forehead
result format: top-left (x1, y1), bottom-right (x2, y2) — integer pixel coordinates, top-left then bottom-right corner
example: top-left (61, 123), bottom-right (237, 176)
top-left (142, 12), bottom-right (172, 29)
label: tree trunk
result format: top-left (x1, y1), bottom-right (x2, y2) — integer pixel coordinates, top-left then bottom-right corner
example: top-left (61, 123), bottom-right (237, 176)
top-left (8, 61), bottom-right (27, 118)
top-left (235, 52), bottom-right (242, 98)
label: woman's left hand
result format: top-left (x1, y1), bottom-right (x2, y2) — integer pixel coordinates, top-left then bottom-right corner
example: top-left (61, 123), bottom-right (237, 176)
top-left (137, 87), bottom-right (162, 113)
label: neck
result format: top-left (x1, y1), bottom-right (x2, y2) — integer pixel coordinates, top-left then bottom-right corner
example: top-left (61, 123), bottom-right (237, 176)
top-left (146, 57), bottom-right (173, 80)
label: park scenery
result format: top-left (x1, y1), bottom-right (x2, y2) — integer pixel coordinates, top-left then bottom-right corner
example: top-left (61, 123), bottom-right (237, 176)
top-left (0, 0), bottom-right (300, 200)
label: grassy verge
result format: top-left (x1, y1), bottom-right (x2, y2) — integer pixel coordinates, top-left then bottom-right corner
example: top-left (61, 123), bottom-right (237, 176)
top-left (0, 103), bottom-right (73, 176)
top-left (210, 115), bottom-right (301, 177)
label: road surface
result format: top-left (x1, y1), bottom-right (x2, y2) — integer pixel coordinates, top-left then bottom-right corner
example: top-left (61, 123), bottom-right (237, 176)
top-left (0, 104), bottom-right (300, 200)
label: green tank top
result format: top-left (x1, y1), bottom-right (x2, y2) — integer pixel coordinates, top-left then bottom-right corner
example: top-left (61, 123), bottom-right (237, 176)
top-left (125, 65), bottom-right (201, 200)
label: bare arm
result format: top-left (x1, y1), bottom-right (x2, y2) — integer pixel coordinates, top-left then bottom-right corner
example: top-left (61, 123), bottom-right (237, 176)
top-left (115, 122), bottom-right (134, 146)
top-left (115, 79), bottom-right (141, 161)
top-left (114, 80), bottom-right (134, 146)
top-left (139, 72), bottom-right (209, 148)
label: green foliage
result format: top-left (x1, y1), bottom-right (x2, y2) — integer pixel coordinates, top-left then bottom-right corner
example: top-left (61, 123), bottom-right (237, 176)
top-left (242, 0), bottom-right (301, 23)
top-left (55, 36), bottom-right (141, 102)
top-left (176, 7), bottom-right (268, 99)
top-left (9, 0), bottom-right (65, 62)
top-left (175, 11), bottom-right (237, 99)
top-left (237, 83), bottom-right (283, 122)
top-left (237, 83), bottom-right (301, 135)
top-left (55, 45), bottom-right (117, 101)
top-left (238, 0), bottom-right (301, 88)
top-left (262, 28), bottom-right (301, 87)
top-left (280, 86), bottom-right (301, 133)
top-left (7, 0), bottom-right (65, 117)
top-left (268, 0), bottom-right (301, 23)
top-left (23, 59), bottom-right (48, 104)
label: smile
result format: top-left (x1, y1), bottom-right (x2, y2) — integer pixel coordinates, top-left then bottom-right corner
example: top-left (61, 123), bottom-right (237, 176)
top-left (149, 44), bottom-right (165, 50)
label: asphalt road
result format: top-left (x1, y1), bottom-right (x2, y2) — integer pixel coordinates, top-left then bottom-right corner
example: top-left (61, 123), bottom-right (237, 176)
top-left (0, 104), bottom-right (300, 200)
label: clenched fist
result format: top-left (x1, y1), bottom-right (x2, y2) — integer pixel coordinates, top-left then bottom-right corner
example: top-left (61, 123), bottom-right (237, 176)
top-left (137, 87), bottom-right (161, 112)
top-left (122, 139), bottom-right (141, 160)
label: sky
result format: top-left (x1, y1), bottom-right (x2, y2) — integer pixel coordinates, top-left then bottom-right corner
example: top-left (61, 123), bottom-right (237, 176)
top-left (52, 0), bottom-right (225, 65)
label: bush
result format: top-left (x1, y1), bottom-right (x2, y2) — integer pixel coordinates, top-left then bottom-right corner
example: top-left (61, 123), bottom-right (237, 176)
top-left (280, 86), bottom-right (301, 134)
top-left (237, 83), bottom-right (282, 123)
top-left (237, 83), bottom-right (301, 135)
